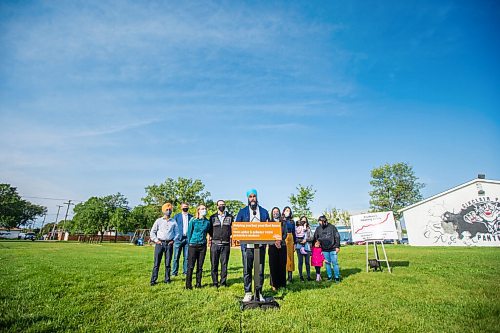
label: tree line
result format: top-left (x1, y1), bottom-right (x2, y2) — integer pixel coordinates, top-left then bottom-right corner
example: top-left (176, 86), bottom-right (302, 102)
top-left (1, 162), bottom-right (424, 236)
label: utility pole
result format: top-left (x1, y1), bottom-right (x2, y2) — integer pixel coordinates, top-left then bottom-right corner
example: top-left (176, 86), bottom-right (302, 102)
top-left (39, 213), bottom-right (47, 237)
top-left (51, 205), bottom-right (63, 240)
top-left (61, 200), bottom-right (74, 241)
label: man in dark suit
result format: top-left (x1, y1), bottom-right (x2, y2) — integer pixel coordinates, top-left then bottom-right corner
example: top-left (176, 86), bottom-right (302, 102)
top-left (235, 189), bottom-right (269, 302)
top-left (172, 202), bottom-right (193, 276)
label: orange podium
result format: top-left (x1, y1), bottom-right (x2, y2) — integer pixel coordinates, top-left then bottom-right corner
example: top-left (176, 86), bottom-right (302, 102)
top-left (233, 221), bottom-right (281, 309)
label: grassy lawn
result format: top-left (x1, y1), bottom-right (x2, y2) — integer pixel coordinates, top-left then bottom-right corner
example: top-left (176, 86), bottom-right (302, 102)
top-left (1, 241), bottom-right (498, 332)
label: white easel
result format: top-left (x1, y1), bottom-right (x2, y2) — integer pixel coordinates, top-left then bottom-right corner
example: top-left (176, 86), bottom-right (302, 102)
top-left (365, 239), bottom-right (391, 273)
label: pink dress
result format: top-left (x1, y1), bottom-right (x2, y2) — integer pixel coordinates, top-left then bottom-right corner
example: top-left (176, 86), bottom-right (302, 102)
top-left (311, 247), bottom-right (324, 267)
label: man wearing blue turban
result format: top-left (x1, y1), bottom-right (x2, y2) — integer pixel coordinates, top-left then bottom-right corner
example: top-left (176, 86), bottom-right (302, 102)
top-left (236, 189), bottom-right (270, 302)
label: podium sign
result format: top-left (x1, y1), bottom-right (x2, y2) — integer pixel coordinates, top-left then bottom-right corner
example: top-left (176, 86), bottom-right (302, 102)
top-left (232, 222), bottom-right (281, 244)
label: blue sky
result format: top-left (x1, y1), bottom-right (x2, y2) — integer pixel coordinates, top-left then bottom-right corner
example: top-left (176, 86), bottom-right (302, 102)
top-left (1, 0), bottom-right (499, 226)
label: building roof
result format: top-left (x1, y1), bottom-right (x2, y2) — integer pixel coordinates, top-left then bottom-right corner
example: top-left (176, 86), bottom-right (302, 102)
top-left (399, 178), bottom-right (500, 213)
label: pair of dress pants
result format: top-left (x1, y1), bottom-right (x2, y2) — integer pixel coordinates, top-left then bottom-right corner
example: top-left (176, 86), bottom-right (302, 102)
top-left (243, 245), bottom-right (266, 294)
top-left (186, 244), bottom-right (207, 288)
top-left (150, 241), bottom-right (174, 284)
top-left (210, 242), bottom-right (230, 286)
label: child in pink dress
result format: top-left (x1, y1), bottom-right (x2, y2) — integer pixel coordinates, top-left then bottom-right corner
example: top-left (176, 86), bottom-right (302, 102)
top-left (311, 241), bottom-right (328, 281)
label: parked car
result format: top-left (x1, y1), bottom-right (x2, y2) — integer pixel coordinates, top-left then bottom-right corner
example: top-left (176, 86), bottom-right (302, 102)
top-left (18, 232), bottom-right (36, 241)
top-left (24, 232), bottom-right (36, 241)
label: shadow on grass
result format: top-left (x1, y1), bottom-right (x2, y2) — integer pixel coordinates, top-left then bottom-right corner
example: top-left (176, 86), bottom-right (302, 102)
top-left (390, 261), bottom-right (410, 267)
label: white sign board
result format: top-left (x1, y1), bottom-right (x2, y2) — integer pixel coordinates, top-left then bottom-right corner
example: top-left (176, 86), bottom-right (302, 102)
top-left (350, 211), bottom-right (398, 242)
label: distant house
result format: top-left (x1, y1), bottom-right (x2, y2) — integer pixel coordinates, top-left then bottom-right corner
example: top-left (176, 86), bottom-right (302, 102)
top-left (0, 228), bottom-right (22, 239)
top-left (399, 176), bottom-right (500, 246)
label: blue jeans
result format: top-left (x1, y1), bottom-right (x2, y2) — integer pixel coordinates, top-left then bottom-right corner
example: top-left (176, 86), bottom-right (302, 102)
top-left (322, 250), bottom-right (340, 279)
top-left (173, 237), bottom-right (188, 275)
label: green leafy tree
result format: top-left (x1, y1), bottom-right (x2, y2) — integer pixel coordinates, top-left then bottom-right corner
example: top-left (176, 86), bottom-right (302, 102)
top-left (323, 208), bottom-right (351, 226)
top-left (72, 197), bottom-right (108, 238)
top-left (128, 205), bottom-right (160, 229)
top-left (0, 184), bottom-right (47, 229)
top-left (369, 162), bottom-right (425, 220)
top-left (109, 207), bottom-right (131, 242)
top-left (289, 184), bottom-right (316, 219)
top-left (224, 200), bottom-right (245, 217)
top-left (142, 177), bottom-right (212, 214)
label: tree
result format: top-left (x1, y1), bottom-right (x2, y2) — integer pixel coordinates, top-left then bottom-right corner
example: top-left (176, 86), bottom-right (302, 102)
top-left (128, 205), bottom-right (160, 229)
top-left (142, 177), bottom-right (212, 214)
top-left (323, 208), bottom-right (351, 226)
top-left (72, 197), bottom-right (108, 238)
top-left (224, 200), bottom-right (245, 217)
top-left (289, 184), bottom-right (316, 219)
top-left (369, 162), bottom-right (425, 220)
top-left (0, 184), bottom-right (46, 229)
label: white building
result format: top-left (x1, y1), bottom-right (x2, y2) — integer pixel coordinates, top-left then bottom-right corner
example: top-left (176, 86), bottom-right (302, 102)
top-left (399, 176), bottom-right (500, 246)
top-left (0, 228), bottom-right (22, 239)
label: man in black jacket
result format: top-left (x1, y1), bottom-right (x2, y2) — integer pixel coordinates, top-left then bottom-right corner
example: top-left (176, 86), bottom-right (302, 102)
top-left (312, 215), bottom-right (341, 282)
top-left (208, 200), bottom-right (234, 287)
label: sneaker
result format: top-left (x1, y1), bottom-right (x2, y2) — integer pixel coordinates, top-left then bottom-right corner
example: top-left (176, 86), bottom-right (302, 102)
top-left (300, 276), bottom-right (305, 282)
top-left (316, 275), bottom-right (321, 282)
top-left (327, 276), bottom-right (333, 281)
top-left (307, 276), bottom-right (313, 281)
top-left (334, 277), bottom-right (341, 283)
top-left (242, 292), bottom-right (253, 302)
top-left (150, 282), bottom-right (157, 286)
top-left (258, 294), bottom-right (265, 302)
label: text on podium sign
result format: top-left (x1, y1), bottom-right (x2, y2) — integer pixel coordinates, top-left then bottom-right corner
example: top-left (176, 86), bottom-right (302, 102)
top-left (232, 222), bottom-right (282, 242)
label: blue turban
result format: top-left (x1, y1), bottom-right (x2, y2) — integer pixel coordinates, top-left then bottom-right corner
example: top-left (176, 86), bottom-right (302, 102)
top-left (246, 189), bottom-right (258, 197)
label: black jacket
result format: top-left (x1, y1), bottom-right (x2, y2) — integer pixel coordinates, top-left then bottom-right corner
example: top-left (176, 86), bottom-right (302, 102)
top-left (208, 213), bottom-right (234, 243)
top-left (313, 223), bottom-right (340, 251)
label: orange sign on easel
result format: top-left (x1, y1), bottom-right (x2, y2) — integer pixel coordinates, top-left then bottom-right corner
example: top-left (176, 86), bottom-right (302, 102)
top-left (232, 222), bottom-right (282, 243)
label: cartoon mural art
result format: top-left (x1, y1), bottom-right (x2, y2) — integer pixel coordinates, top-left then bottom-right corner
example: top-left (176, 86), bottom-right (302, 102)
top-left (423, 198), bottom-right (500, 245)
top-left (402, 178), bottom-right (500, 246)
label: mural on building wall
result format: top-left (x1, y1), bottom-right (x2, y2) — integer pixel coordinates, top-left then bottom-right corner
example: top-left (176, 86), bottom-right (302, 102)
top-left (424, 197), bottom-right (500, 245)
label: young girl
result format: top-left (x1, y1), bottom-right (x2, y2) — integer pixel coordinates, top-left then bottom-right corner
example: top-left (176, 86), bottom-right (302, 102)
top-left (311, 241), bottom-right (327, 281)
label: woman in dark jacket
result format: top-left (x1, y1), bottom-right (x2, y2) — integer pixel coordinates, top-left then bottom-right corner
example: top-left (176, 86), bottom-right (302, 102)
top-left (268, 207), bottom-right (287, 291)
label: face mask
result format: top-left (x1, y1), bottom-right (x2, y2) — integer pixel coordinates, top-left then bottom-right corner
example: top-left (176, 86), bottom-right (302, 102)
top-left (182, 207), bottom-right (188, 213)
top-left (199, 209), bottom-right (207, 217)
top-left (218, 205), bottom-right (225, 213)
top-left (164, 210), bottom-right (172, 217)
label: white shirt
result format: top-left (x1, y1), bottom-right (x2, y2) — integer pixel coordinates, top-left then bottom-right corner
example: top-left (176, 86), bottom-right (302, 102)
top-left (250, 206), bottom-right (260, 222)
top-left (182, 213), bottom-right (189, 236)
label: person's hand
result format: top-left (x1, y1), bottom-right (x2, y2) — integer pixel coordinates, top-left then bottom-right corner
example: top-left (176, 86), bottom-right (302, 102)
top-left (168, 240), bottom-right (174, 245)
top-left (275, 240), bottom-right (281, 248)
top-left (335, 248), bottom-right (340, 253)
top-left (301, 239), bottom-right (306, 244)
top-left (155, 240), bottom-right (161, 245)
top-left (208, 239), bottom-right (212, 247)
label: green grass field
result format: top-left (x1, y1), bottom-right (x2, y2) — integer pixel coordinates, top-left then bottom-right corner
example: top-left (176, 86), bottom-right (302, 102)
top-left (1, 241), bottom-right (498, 332)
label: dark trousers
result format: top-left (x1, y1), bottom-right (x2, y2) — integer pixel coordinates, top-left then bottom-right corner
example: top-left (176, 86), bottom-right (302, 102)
top-left (315, 266), bottom-right (321, 274)
top-left (150, 241), bottom-right (174, 284)
top-left (296, 249), bottom-right (311, 278)
top-left (186, 244), bottom-right (207, 288)
top-left (268, 244), bottom-right (287, 289)
top-left (210, 243), bottom-right (230, 286)
top-left (242, 245), bottom-right (266, 293)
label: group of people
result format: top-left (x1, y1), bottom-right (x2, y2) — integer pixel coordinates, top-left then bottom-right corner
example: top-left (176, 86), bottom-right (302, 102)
top-left (149, 189), bottom-right (341, 302)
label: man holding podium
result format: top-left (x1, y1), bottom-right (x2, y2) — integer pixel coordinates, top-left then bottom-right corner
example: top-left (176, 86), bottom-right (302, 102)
top-left (236, 189), bottom-right (269, 303)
